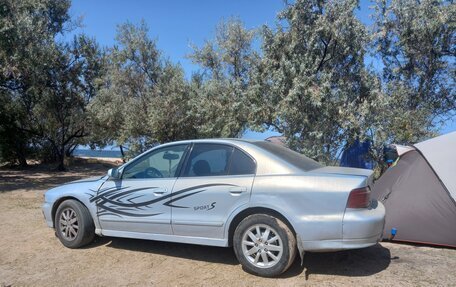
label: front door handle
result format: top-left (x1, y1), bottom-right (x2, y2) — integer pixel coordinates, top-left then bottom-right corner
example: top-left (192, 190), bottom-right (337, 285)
top-left (153, 188), bottom-right (168, 196)
top-left (229, 187), bottom-right (247, 195)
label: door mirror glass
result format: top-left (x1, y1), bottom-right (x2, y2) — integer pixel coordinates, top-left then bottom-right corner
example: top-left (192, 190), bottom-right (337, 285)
top-left (107, 168), bottom-right (120, 179)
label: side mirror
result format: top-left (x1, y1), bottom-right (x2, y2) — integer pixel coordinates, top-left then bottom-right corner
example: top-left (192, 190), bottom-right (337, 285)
top-left (107, 168), bottom-right (120, 179)
top-left (163, 152), bottom-right (179, 161)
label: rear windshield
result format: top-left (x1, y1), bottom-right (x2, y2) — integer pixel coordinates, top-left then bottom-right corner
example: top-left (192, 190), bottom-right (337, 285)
top-left (252, 141), bottom-right (323, 171)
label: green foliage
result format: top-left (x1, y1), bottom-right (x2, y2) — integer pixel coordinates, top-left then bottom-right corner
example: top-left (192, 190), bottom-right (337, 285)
top-left (188, 19), bottom-right (259, 138)
top-left (88, 21), bottom-right (198, 156)
top-left (1, 0), bottom-right (454, 172)
top-left (248, 0), bottom-right (376, 164)
top-left (248, 0), bottom-right (454, 169)
top-left (34, 36), bottom-right (103, 170)
top-left (372, 0), bottom-right (455, 144)
top-left (0, 0), bottom-right (103, 170)
top-left (373, 0), bottom-right (455, 111)
top-left (0, 0), bottom-right (71, 167)
top-left (0, 91), bottom-right (30, 165)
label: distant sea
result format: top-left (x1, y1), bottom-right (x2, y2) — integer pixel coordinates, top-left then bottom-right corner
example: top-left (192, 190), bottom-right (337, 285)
top-left (73, 149), bottom-right (123, 158)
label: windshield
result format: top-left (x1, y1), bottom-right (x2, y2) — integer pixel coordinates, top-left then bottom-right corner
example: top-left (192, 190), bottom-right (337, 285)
top-left (252, 141), bottom-right (323, 171)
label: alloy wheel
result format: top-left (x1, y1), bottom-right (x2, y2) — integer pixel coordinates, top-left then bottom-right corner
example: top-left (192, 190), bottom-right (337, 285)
top-left (241, 224), bottom-right (283, 268)
top-left (59, 207), bottom-right (79, 241)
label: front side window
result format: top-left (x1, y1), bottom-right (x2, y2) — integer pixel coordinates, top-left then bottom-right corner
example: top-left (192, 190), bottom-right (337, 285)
top-left (183, 144), bottom-right (233, 177)
top-left (122, 144), bottom-right (188, 179)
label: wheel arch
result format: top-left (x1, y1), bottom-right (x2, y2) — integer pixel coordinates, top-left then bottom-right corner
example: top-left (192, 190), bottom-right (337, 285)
top-left (227, 207), bottom-right (296, 247)
top-left (51, 196), bottom-right (88, 226)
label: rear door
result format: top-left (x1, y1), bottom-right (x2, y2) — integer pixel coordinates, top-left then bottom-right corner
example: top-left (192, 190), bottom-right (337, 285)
top-left (171, 143), bottom-right (256, 239)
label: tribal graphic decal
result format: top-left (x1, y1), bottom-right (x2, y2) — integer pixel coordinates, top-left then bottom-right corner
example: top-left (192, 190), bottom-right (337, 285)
top-left (88, 183), bottom-right (237, 218)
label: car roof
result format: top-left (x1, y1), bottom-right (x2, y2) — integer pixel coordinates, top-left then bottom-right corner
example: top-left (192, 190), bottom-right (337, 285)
top-left (153, 138), bottom-right (303, 175)
top-left (159, 138), bottom-right (262, 145)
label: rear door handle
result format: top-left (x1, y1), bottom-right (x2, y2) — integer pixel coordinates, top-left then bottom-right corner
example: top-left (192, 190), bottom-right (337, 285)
top-left (229, 187), bottom-right (247, 195)
top-left (153, 188), bottom-right (168, 196)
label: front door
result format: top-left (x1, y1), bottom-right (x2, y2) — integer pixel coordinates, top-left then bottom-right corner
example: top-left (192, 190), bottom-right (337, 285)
top-left (171, 144), bottom-right (256, 239)
top-left (96, 144), bottom-right (188, 235)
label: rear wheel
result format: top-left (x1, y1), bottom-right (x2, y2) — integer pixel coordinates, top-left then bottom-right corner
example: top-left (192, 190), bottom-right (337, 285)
top-left (233, 214), bottom-right (296, 277)
top-left (54, 199), bottom-right (95, 248)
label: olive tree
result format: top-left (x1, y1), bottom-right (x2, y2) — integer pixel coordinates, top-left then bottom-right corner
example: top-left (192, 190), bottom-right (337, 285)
top-left (0, 0), bottom-right (71, 166)
top-left (372, 0), bottom-right (456, 144)
top-left (188, 19), bottom-right (259, 138)
top-left (89, 21), bottom-right (197, 156)
top-left (250, 0), bottom-right (378, 164)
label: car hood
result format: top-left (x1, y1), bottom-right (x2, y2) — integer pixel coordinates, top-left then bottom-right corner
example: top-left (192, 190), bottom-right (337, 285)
top-left (67, 176), bottom-right (107, 184)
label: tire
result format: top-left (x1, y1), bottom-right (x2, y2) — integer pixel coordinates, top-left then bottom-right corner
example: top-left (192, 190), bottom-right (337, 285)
top-left (233, 214), bottom-right (297, 277)
top-left (54, 199), bottom-right (95, 248)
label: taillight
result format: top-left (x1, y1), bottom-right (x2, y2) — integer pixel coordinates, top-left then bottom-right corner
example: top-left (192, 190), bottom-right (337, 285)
top-left (346, 187), bottom-right (371, 208)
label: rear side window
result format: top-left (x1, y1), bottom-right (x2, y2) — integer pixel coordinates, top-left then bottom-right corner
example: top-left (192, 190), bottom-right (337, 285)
top-left (252, 141), bottom-right (322, 171)
top-left (183, 144), bottom-right (233, 177)
top-left (228, 148), bottom-right (256, 175)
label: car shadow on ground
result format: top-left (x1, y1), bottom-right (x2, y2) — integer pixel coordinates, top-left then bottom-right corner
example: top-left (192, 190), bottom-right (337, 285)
top-left (87, 237), bottom-right (392, 278)
top-left (88, 236), bottom-right (239, 265)
top-left (286, 243), bottom-right (392, 279)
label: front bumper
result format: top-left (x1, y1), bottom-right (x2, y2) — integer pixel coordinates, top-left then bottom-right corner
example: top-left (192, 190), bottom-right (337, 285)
top-left (42, 202), bottom-right (54, 228)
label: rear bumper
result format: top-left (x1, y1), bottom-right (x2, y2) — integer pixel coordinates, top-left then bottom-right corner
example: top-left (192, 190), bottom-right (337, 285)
top-left (42, 202), bottom-right (54, 228)
top-left (342, 200), bottom-right (385, 241)
top-left (298, 201), bottom-right (385, 252)
top-left (298, 235), bottom-right (383, 252)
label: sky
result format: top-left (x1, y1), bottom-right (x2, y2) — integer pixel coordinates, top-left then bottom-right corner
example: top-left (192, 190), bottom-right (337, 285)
top-left (68, 0), bottom-right (285, 78)
top-left (68, 0), bottom-right (455, 139)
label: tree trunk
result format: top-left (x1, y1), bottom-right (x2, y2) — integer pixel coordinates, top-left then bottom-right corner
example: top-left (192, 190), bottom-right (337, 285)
top-left (16, 145), bottom-right (28, 168)
top-left (65, 144), bottom-right (77, 157)
top-left (119, 145), bottom-right (126, 163)
top-left (14, 140), bottom-right (28, 168)
top-left (56, 154), bottom-right (66, 171)
top-left (56, 145), bottom-right (66, 171)
top-left (17, 154), bottom-right (28, 168)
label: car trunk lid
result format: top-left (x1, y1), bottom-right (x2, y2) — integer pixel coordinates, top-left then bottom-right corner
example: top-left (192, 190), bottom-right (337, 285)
top-left (311, 166), bottom-right (374, 187)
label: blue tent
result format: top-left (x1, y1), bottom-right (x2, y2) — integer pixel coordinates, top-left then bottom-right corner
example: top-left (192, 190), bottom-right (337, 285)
top-left (340, 140), bottom-right (374, 169)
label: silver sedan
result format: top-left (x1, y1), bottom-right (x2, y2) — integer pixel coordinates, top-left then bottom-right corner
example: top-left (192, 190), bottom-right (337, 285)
top-left (42, 139), bottom-right (385, 277)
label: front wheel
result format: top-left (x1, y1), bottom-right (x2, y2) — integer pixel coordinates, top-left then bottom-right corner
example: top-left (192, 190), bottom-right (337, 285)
top-left (233, 214), bottom-right (297, 277)
top-left (54, 199), bottom-right (95, 248)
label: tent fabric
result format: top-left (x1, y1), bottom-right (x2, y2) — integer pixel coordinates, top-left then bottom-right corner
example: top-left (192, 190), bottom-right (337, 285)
top-left (372, 150), bottom-right (456, 247)
top-left (414, 132), bottom-right (456, 200)
top-left (392, 144), bottom-right (415, 157)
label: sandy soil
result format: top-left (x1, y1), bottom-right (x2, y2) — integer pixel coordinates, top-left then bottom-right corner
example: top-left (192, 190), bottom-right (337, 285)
top-left (1, 160), bottom-right (455, 287)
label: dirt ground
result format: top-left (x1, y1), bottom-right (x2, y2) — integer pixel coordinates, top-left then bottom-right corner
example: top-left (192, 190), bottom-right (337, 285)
top-left (1, 160), bottom-right (455, 287)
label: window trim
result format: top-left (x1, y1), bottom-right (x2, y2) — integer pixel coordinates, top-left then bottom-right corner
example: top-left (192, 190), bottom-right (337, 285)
top-left (120, 143), bottom-right (190, 180)
top-left (177, 143), bottom-right (194, 178)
